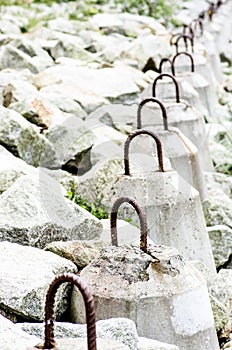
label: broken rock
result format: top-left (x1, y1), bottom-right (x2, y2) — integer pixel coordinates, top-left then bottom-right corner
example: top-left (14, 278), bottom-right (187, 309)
top-left (0, 241), bottom-right (77, 321)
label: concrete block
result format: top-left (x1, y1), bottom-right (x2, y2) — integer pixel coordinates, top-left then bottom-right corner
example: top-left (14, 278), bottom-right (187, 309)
top-left (138, 337), bottom-right (179, 350)
top-left (71, 245), bottom-right (219, 350)
top-left (96, 130), bottom-right (216, 273)
top-left (138, 91), bottom-right (214, 171)
top-left (135, 97), bottom-right (208, 200)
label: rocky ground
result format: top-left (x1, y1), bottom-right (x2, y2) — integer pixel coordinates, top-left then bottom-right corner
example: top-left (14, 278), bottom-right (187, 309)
top-left (0, 0), bottom-right (232, 349)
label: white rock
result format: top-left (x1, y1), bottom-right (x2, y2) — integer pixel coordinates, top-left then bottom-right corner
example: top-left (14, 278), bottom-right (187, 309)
top-left (0, 174), bottom-right (103, 248)
top-left (0, 106), bottom-right (56, 167)
top-left (0, 241), bottom-right (77, 321)
top-left (0, 315), bottom-right (41, 350)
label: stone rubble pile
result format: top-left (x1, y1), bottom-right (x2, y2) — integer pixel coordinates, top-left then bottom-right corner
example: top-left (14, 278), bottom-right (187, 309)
top-left (0, 0), bottom-right (232, 349)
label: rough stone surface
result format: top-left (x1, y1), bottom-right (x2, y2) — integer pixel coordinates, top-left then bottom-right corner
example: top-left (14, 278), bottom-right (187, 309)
top-left (203, 189), bottom-right (232, 229)
top-left (0, 145), bottom-right (37, 194)
top-left (0, 174), bottom-right (103, 248)
top-left (207, 225), bottom-right (232, 268)
top-left (10, 96), bottom-right (68, 128)
top-left (18, 318), bottom-right (137, 350)
top-left (35, 65), bottom-right (140, 106)
top-left (0, 241), bottom-right (77, 321)
top-left (44, 116), bottom-right (125, 172)
top-left (44, 240), bottom-right (101, 268)
top-left (210, 269), bottom-right (232, 318)
top-left (0, 106), bottom-right (57, 167)
top-left (0, 314), bottom-right (41, 350)
top-left (209, 294), bottom-right (230, 333)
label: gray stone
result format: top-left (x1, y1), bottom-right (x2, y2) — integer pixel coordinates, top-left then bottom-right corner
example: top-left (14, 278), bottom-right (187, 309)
top-left (49, 38), bottom-right (96, 63)
top-left (0, 106), bottom-right (57, 167)
top-left (0, 314), bottom-right (41, 350)
top-left (212, 173), bottom-right (232, 199)
top-left (0, 145), bottom-right (37, 194)
top-left (36, 65), bottom-right (140, 106)
top-left (0, 68), bottom-right (35, 105)
top-left (9, 37), bottom-right (54, 67)
top-left (0, 19), bottom-right (21, 35)
top-left (203, 189), bottom-right (232, 229)
top-left (204, 172), bottom-right (232, 200)
top-left (209, 269), bottom-right (232, 318)
top-left (44, 240), bottom-right (101, 268)
top-left (206, 123), bottom-right (232, 174)
top-left (207, 225), bottom-right (232, 268)
top-left (18, 318), bottom-right (137, 350)
top-left (39, 90), bottom-right (87, 118)
top-left (47, 17), bottom-right (80, 35)
top-left (86, 103), bottom-right (137, 134)
top-left (0, 44), bottom-right (49, 74)
top-left (209, 294), bottom-right (230, 333)
top-left (0, 174), bottom-right (103, 248)
top-left (45, 117), bottom-right (125, 173)
top-left (138, 338), bottom-right (179, 350)
top-left (10, 96), bottom-right (68, 128)
top-left (0, 241), bottom-right (77, 321)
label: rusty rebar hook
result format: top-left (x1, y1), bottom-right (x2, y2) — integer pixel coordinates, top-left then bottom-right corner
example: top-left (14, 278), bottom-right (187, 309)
top-left (38, 273), bottom-right (97, 350)
top-left (169, 32), bottom-right (182, 46)
top-left (124, 129), bottom-right (164, 176)
top-left (207, 2), bottom-right (216, 20)
top-left (172, 51), bottom-right (195, 76)
top-left (158, 57), bottom-right (173, 74)
top-left (190, 18), bottom-right (204, 37)
top-left (152, 73), bottom-right (180, 103)
top-left (175, 34), bottom-right (194, 54)
top-left (198, 10), bottom-right (206, 20)
top-left (111, 197), bottom-right (148, 253)
top-left (182, 24), bottom-right (194, 40)
top-left (216, 0), bottom-right (223, 7)
top-left (137, 97), bottom-right (168, 131)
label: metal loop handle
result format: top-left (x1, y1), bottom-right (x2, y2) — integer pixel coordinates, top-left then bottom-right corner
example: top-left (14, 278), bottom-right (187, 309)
top-left (175, 34), bottom-right (194, 53)
top-left (191, 18), bottom-right (204, 36)
top-left (198, 10), bottom-right (206, 20)
top-left (182, 24), bottom-right (194, 39)
top-left (152, 73), bottom-right (180, 103)
top-left (172, 51), bottom-right (195, 76)
top-left (207, 2), bottom-right (216, 20)
top-left (137, 97), bottom-right (168, 131)
top-left (111, 197), bottom-right (148, 253)
top-left (124, 129), bottom-right (164, 176)
top-left (169, 32), bottom-right (182, 46)
top-left (43, 273), bottom-right (96, 350)
top-left (158, 57), bottom-right (173, 74)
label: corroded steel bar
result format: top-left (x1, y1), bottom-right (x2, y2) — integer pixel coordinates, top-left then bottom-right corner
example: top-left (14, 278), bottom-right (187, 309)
top-left (152, 73), bottom-right (180, 103)
top-left (172, 51), bottom-right (195, 75)
top-left (42, 273), bottom-right (96, 350)
top-left (137, 97), bottom-right (168, 131)
top-left (124, 129), bottom-right (164, 175)
top-left (111, 197), bottom-right (148, 253)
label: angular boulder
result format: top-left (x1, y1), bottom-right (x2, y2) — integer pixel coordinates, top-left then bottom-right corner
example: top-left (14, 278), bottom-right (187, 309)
top-left (0, 106), bottom-right (57, 167)
top-left (0, 241), bottom-right (77, 321)
top-left (0, 174), bottom-right (103, 248)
